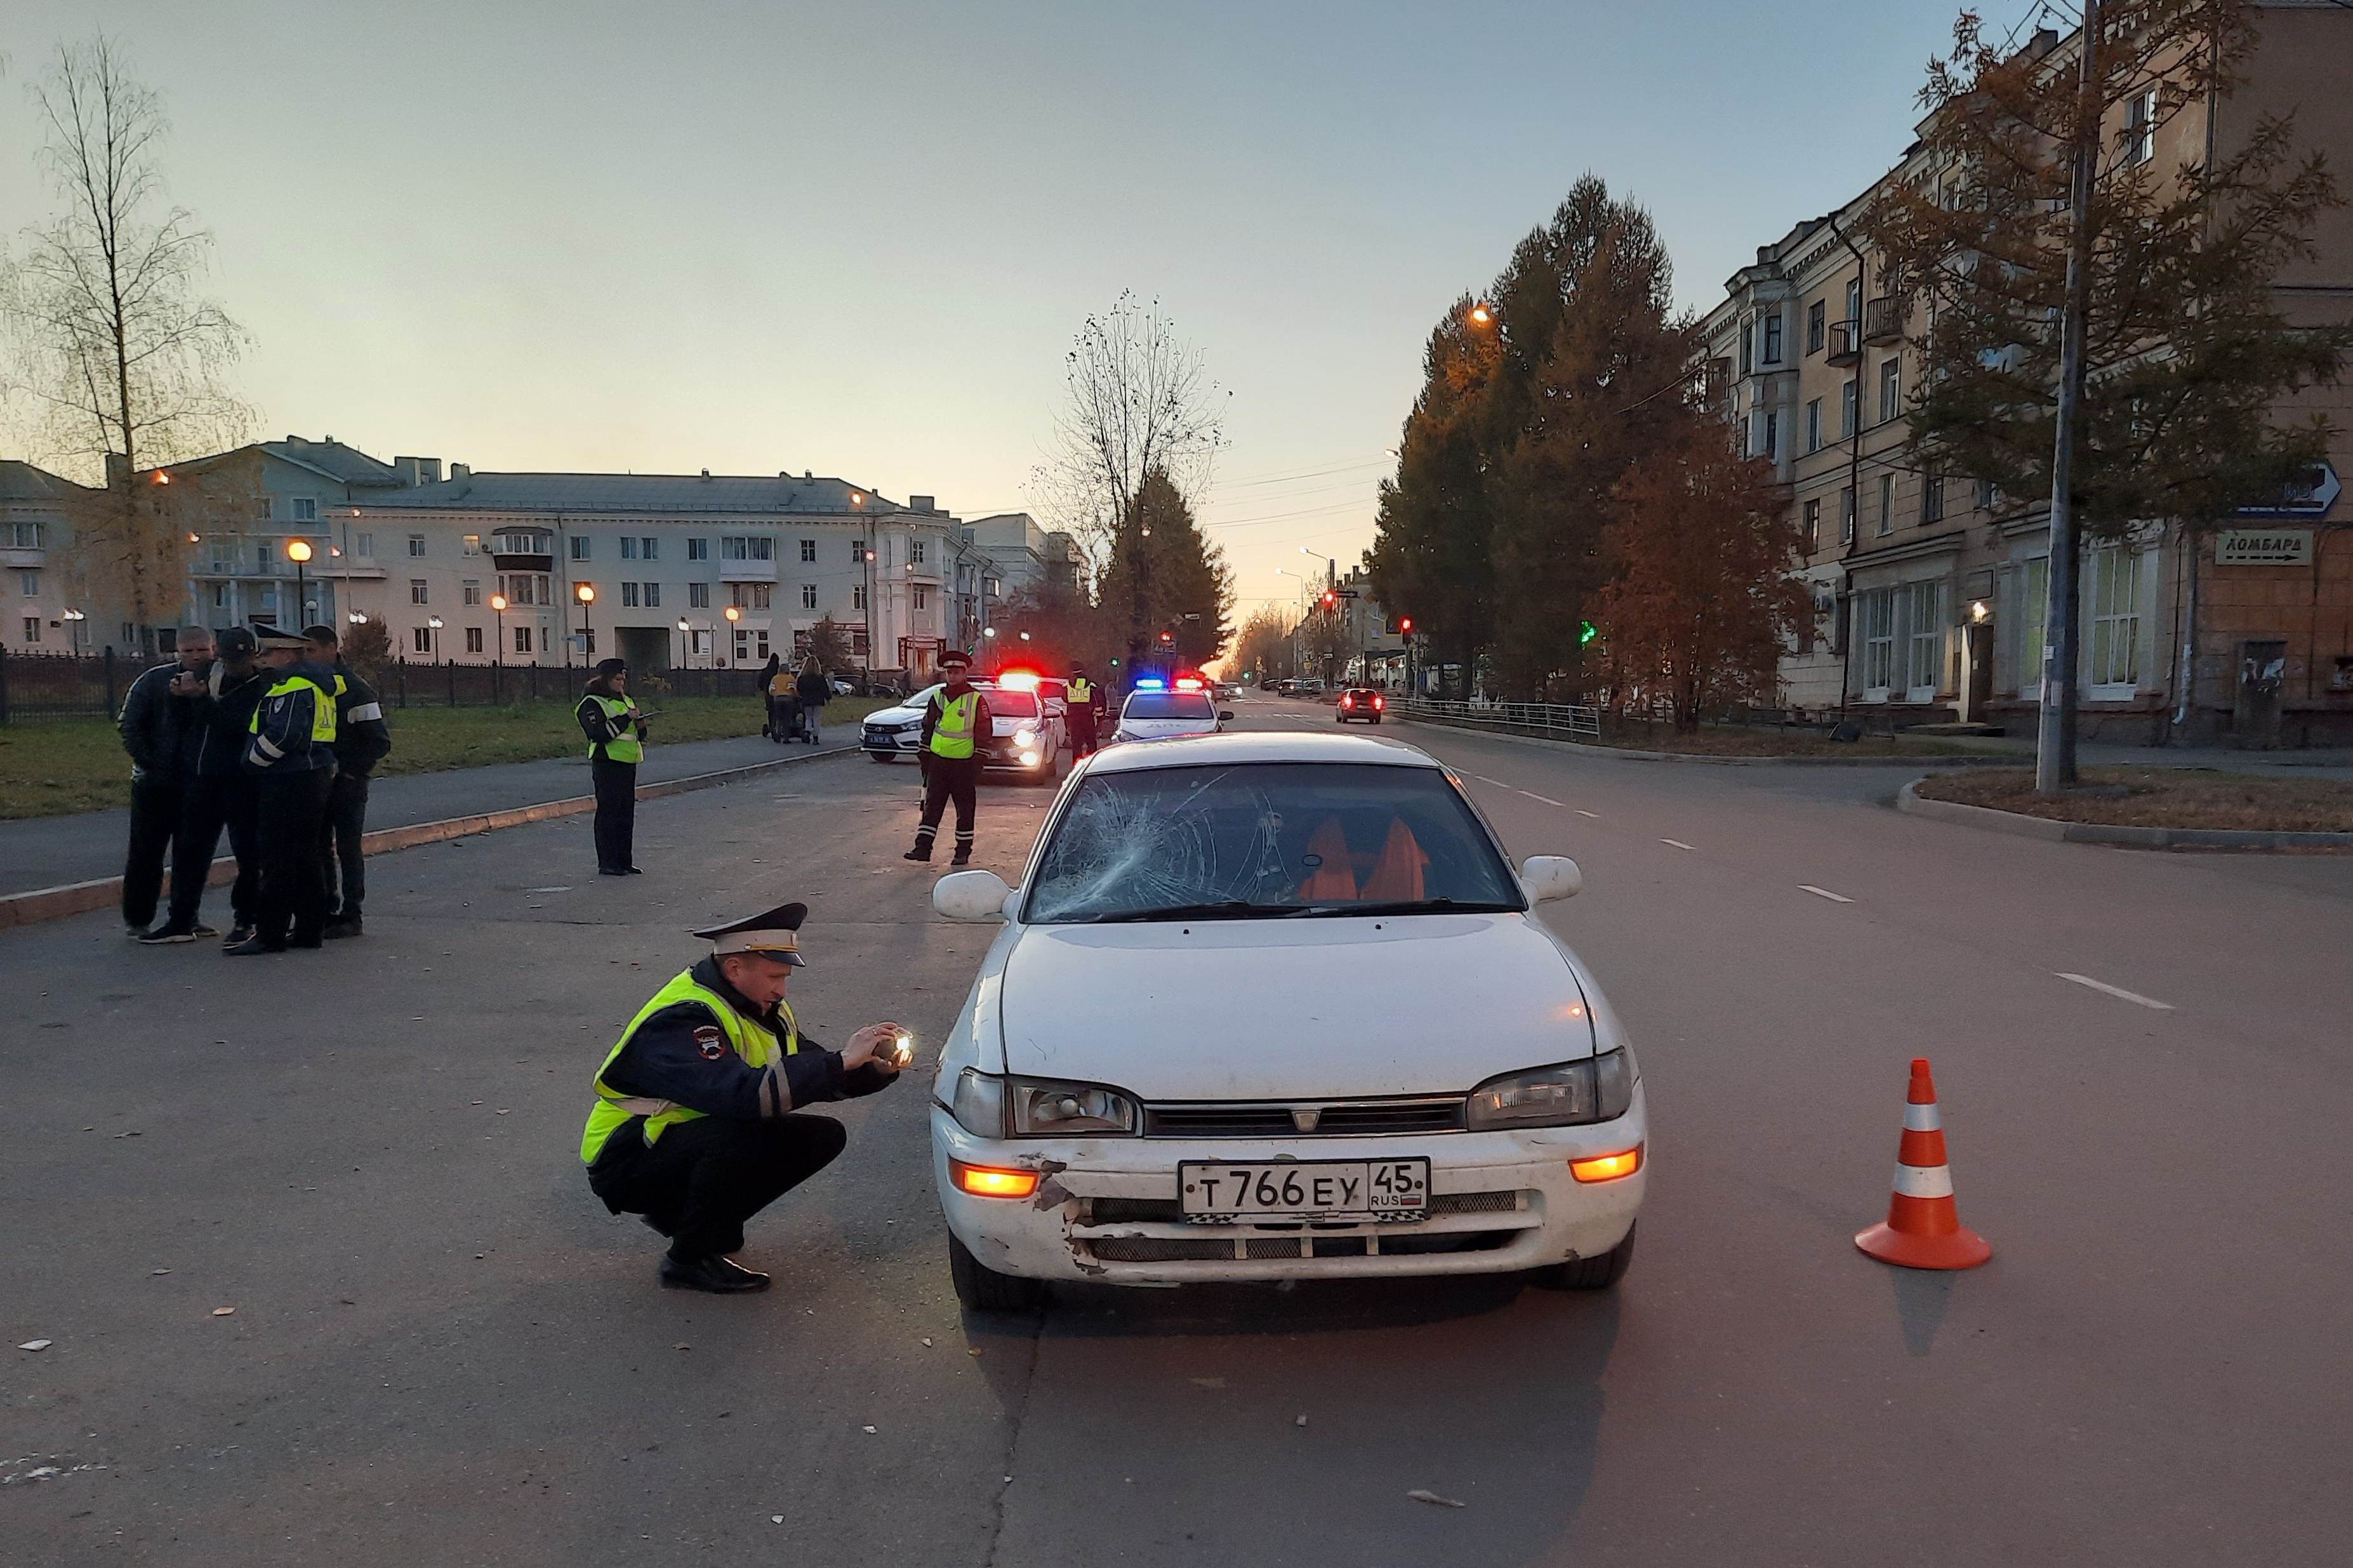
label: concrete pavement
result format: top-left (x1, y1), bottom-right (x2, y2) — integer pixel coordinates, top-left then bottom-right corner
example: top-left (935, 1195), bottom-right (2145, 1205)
top-left (4, 702), bottom-right (2348, 1565)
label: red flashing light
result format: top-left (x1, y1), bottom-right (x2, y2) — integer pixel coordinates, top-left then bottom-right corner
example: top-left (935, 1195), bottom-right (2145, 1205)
top-left (1173, 676), bottom-right (1205, 692)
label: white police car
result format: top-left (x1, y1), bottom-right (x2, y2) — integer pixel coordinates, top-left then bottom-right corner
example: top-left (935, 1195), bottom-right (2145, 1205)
top-left (1110, 678), bottom-right (1231, 743)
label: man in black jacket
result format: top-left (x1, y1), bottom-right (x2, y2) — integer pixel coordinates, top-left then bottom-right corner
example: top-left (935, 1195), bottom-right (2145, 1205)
top-left (304, 624), bottom-right (394, 938)
top-left (228, 624), bottom-right (340, 956)
top-left (147, 628), bottom-right (268, 945)
top-left (119, 626), bottom-right (215, 939)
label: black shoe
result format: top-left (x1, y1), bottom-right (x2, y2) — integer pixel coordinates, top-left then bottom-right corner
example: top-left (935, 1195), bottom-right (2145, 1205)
top-left (951, 853), bottom-right (972, 867)
top-left (224, 924), bottom-right (255, 947)
top-left (659, 1253), bottom-right (771, 1293)
top-left (223, 935), bottom-right (287, 957)
top-left (189, 921), bottom-right (220, 939)
top-left (323, 918), bottom-right (362, 939)
top-left (598, 867), bottom-right (630, 876)
top-left (625, 866), bottom-right (644, 875)
top-left (137, 922), bottom-right (200, 945)
top-left (287, 932), bottom-right (324, 950)
top-left (903, 847), bottom-right (932, 863)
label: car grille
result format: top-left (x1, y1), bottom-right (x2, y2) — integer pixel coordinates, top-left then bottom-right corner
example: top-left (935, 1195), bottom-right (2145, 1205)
top-left (1141, 1097), bottom-right (1466, 1138)
top-left (1087, 1190), bottom-right (1523, 1225)
top-left (1084, 1229), bottom-right (1520, 1264)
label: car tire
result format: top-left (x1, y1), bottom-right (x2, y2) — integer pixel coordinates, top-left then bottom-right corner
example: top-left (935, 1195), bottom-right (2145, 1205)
top-left (1369, 716), bottom-right (1382, 724)
top-left (868, 752), bottom-right (896, 764)
top-left (1525, 1221), bottom-right (1636, 1291)
top-left (949, 1234), bottom-right (1044, 1314)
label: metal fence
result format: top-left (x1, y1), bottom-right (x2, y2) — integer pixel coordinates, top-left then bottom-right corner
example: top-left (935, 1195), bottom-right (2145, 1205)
top-left (0, 650), bottom-right (172, 722)
top-left (1386, 696), bottom-right (1604, 738)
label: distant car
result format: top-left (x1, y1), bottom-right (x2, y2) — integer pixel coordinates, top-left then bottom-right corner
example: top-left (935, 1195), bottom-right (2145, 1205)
top-left (1336, 687), bottom-right (1386, 724)
top-left (831, 678), bottom-right (854, 696)
top-left (1111, 684), bottom-right (1231, 743)
top-left (859, 680), bottom-right (1063, 782)
top-left (1292, 680), bottom-right (1325, 699)
top-left (1214, 682), bottom-right (1240, 701)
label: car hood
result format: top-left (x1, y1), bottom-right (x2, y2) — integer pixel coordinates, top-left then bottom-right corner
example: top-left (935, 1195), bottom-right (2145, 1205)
top-left (866, 703), bottom-right (924, 726)
top-left (996, 913), bottom-right (1592, 1100)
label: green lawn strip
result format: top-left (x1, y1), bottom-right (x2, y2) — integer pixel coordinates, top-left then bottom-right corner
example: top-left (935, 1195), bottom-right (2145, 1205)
top-left (1913, 765), bottom-right (2353, 833)
top-left (0, 696), bottom-right (892, 821)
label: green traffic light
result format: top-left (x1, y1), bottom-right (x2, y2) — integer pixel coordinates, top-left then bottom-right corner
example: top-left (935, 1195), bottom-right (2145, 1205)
top-left (1579, 621), bottom-right (1598, 646)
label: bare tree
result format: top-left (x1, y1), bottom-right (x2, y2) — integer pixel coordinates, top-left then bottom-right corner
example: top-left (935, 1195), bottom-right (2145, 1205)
top-left (4, 34), bottom-right (249, 633)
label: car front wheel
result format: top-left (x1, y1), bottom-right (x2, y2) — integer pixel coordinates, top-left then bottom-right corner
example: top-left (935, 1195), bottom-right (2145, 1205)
top-left (948, 1234), bottom-right (1044, 1314)
top-left (1525, 1222), bottom-right (1636, 1291)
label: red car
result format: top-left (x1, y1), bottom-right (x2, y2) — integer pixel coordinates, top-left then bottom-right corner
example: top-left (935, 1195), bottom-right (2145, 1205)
top-left (1335, 687), bottom-right (1386, 725)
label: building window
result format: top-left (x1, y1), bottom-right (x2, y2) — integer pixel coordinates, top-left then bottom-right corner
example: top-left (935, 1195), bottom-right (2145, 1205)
top-left (515, 626), bottom-right (534, 654)
top-left (801, 583), bottom-right (818, 609)
top-left (1879, 357), bottom-right (1902, 424)
top-left (852, 541), bottom-right (867, 565)
top-left (1839, 487), bottom-right (1857, 544)
top-left (1845, 277), bottom-right (1863, 325)
top-left (462, 534), bottom-right (481, 556)
top-left (1876, 475), bottom-right (1895, 537)
top-left (1900, 580), bottom-right (1945, 695)
top-left (853, 583), bottom-right (867, 610)
top-left (1761, 313), bottom-right (1784, 365)
top-left (1803, 499), bottom-right (1821, 552)
top-left (687, 537), bottom-right (708, 561)
top-left (642, 582), bottom-right (660, 608)
top-left (640, 537), bottom-right (658, 561)
top-left (1805, 400), bottom-right (1822, 454)
top-left (465, 626), bottom-right (484, 654)
top-left (1760, 411), bottom-right (1778, 463)
top-left (1841, 379), bottom-right (1859, 439)
top-left (910, 540), bottom-right (926, 565)
top-left (1859, 588), bottom-right (1895, 694)
top-left (1807, 300), bottom-right (1826, 355)
top-left (571, 536), bottom-right (591, 560)
top-left (463, 580), bottom-right (482, 606)
top-left (11, 521), bottom-right (44, 547)
top-left (1739, 323), bottom-right (1753, 378)
top-left (800, 539), bottom-right (817, 563)
top-left (2088, 545), bottom-right (2143, 691)
top-left (620, 583), bottom-right (640, 607)
top-left (213, 584), bottom-right (230, 609)
top-left (721, 536), bottom-right (774, 561)
top-left (731, 582), bottom-right (773, 610)
top-left (408, 534), bottom-right (426, 557)
top-left (356, 532), bottom-right (373, 557)
top-left (412, 626), bottom-right (432, 654)
top-left (913, 586), bottom-right (930, 611)
top-left (18, 570), bottom-right (36, 596)
top-left (410, 580), bottom-right (429, 605)
top-left (291, 497), bottom-right (317, 522)
top-left (22, 616), bottom-right (39, 643)
top-left (688, 583), bottom-right (710, 609)
top-left (620, 537), bottom-right (639, 560)
top-left (1922, 471), bottom-right (1945, 524)
top-left (2124, 89), bottom-right (2156, 167)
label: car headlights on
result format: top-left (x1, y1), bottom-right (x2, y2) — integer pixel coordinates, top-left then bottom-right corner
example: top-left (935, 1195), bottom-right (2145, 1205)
top-left (949, 1071), bottom-right (1141, 1138)
top-left (1013, 728), bottom-right (1037, 748)
top-left (1464, 1046), bottom-right (1636, 1131)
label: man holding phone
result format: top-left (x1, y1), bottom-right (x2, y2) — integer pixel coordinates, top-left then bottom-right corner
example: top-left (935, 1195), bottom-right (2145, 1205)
top-left (580, 900), bottom-right (910, 1293)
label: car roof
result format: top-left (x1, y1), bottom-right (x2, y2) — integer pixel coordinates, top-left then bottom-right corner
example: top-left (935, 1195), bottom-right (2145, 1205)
top-left (1082, 729), bottom-right (1443, 774)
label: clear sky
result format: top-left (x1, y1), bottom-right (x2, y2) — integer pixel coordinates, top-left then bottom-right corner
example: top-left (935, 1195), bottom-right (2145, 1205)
top-left (1, 0), bottom-right (2064, 621)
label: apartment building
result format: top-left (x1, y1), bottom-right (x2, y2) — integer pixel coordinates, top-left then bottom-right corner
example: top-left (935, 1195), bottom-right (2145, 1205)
top-left (1700, 3), bottom-right (2353, 745)
top-left (0, 461), bottom-right (88, 654)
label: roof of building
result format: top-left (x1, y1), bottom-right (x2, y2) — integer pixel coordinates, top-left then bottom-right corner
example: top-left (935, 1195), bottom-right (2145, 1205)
top-left (260, 438), bottom-right (404, 487)
top-left (0, 459), bottom-right (92, 504)
top-left (355, 471), bottom-right (909, 517)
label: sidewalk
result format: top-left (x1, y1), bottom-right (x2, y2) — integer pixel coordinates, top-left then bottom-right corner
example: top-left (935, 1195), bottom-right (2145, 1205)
top-left (1944, 735), bottom-right (2353, 780)
top-left (0, 732), bottom-right (853, 899)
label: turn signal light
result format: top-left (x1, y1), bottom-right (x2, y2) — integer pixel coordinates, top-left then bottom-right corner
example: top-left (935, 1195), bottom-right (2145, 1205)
top-left (951, 1160), bottom-right (1040, 1199)
top-left (1569, 1146), bottom-right (1643, 1183)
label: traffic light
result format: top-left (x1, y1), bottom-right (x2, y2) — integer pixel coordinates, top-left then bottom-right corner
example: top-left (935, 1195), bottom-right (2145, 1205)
top-left (1579, 620), bottom-right (1599, 646)
top-left (1108, 657), bottom-right (1120, 669)
top-left (1158, 629), bottom-right (1174, 645)
top-left (1320, 590), bottom-right (1337, 610)
top-left (1398, 616), bottom-right (1414, 635)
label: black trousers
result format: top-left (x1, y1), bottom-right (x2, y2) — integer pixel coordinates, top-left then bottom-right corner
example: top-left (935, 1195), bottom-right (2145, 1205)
top-left (588, 1115), bottom-right (847, 1258)
top-left (319, 770), bottom-right (371, 919)
top-left (1068, 716), bottom-right (1098, 758)
top-left (170, 775), bottom-right (261, 928)
top-left (592, 756), bottom-right (637, 871)
top-left (915, 754), bottom-right (980, 856)
top-left (255, 768), bottom-right (335, 944)
top-left (122, 777), bottom-right (185, 928)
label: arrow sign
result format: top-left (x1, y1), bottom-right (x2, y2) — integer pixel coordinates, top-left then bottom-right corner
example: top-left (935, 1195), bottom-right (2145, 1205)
top-left (2237, 461), bottom-right (2340, 518)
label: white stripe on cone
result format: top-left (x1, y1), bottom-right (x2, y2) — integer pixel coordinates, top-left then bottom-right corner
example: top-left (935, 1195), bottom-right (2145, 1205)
top-left (1891, 1162), bottom-right (1955, 1199)
top-left (1902, 1102), bottom-right (1942, 1131)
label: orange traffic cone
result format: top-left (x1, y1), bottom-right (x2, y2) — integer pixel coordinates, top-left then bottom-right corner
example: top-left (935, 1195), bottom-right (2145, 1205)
top-left (1855, 1057), bottom-right (1991, 1270)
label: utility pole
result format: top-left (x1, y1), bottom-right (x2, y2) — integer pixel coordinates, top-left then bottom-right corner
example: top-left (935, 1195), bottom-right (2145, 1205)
top-left (2039, 0), bottom-right (2100, 795)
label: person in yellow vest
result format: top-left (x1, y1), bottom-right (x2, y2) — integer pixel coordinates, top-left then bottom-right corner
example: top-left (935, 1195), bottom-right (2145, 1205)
top-left (576, 657), bottom-right (647, 876)
top-left (1065, 661), bottom-right (1103, 758)
top-left (581, 900), bottom-right (909, 1293)
top-left (227, 623), bottom-right (340, 956)
top-left (903, 650), bottom-right (991, 866)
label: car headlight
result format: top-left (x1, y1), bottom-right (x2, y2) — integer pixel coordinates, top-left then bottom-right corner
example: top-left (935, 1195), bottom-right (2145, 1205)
top-left (1013, 728), bottom-right (1037, 748)
top-left (1464, 1047), bottom-right (1636, 1130)
top-left (948, 1069), bottom-right (1139, 1138)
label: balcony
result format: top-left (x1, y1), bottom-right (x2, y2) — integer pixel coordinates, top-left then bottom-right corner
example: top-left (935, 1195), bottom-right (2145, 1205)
top-left (1, 546), bottom-right (43, 570)
top-left (1824, 320), bottom-right (1862, 365)
top-left (1863, 296), bottom-right (1906, 345)
top-left (491, 551), bottom-right (553, 574)
top-left (719, 558), bottom-right (778, 583)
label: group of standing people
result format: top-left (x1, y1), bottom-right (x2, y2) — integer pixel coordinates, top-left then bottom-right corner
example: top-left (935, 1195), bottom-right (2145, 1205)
top-left (760, 654), bottom-right (830, 746)
top-left (119, 621), bottom-right (391, 954)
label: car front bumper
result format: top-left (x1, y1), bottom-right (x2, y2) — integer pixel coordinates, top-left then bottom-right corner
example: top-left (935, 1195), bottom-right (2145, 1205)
top-left (930, 1087), bottom-right (1647, 1285)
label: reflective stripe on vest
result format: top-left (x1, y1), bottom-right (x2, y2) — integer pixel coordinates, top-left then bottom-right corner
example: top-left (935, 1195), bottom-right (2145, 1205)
top-left (929, 690), bottom-right (978, 758)
top-left (248, 673), bottom-right (337, 745)
top-left (1068, 679), bottom-right (1092, 703)
top-left (579, 968), bottom-right (800, 1163)
top-left (587, 694), bottom-right (642, 763)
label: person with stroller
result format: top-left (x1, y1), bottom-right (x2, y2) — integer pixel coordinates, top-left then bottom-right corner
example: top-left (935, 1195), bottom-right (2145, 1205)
top-left (765, 657), bottom-right (801, 745)
top-left (793, 659), bottom-right (829, 744)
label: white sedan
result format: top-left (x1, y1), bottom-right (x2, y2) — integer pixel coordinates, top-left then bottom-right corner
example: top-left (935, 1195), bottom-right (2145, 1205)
top-left (1111, 683), bottom-right (1231, 742)
top-left (925, 730), bottom-right (1646, 1311)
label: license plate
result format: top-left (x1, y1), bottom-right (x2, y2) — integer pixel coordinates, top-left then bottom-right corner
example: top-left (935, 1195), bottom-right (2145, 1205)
top-left (1179, 1159), bottom-right (1429, 1222)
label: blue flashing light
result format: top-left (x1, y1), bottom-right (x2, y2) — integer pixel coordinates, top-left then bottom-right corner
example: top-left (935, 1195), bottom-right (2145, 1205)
top-left (1134, 678), bottom-right (1165, 690)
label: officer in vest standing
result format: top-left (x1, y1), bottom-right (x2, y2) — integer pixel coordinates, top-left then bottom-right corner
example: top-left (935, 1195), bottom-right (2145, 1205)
top-left (576, 657), bottom-right (647, 876)
top-left (904, 650), bottom-right (990, 866)
top-left (1065, 661), bottom-right (1103, 758)
top-left (227, 624), bottom-right (339, 956)
top-left (581, 901), bottom-right (908, 1293)
top-left (303, 624), bottom-right (393, 937)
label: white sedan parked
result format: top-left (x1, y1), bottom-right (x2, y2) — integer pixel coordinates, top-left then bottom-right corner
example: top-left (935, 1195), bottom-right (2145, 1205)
top-left (1110, 683), bottom-right (1231, 743)
top-left (925, 730), bottom-right (1646, 1311)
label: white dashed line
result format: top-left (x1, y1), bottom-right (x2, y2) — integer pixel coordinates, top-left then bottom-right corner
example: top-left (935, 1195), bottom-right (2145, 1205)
top-left (1575, 809), bottom-right (1600, 818)
top-left (1473, 775), bottom-right (1509, 787)
top-left (2057, 973), bottom-right (2175, 1010)
top-left (1518, 789), bottom-right (1567, 807)
top-left (1798, 885), bottom-right (1853, 903)
top-left (1660, 839), bottom-right (1695, 851)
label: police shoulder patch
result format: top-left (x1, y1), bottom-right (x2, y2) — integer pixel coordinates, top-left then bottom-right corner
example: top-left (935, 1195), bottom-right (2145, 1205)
top-left (692, 1025), bottom-right (726, 1060)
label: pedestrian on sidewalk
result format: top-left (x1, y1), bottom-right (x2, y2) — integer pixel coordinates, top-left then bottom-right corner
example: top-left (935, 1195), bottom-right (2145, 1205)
top-left (766, 659), bottom-right (800, 745)
top-left (227, 624), bottom-right (339, 956)
top-left (144, 628), bottom-right (267, 945)
top-left (580, 900), bottom-right (908, 1293)
top-left (795, 658), bottom-right (829, 745)
top-left (304, 624), bottom-right (393, 939)
top-left (578, 657), bottom-right (647, 876)
top-left (759, 651), bottom-right (782, 739)
top-left (905, 650), bottom-right (990, 866)
top-left (120, 626), bottom-right (216, 940)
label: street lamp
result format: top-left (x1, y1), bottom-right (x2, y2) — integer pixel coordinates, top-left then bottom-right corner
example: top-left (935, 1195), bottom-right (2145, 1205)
top-left (427, 614), bottom-right (444, 661)
top-left (1468, 302), bottom-right (1494, 326)
top-left (724, 602), bottom-right (741, 667)
top-left (61, 607), bottom-right (86, 657)
top-left (489, 593), bottom-right (508, 697)
top-left (287, 538), bottom-right (313, 624)
top-left (677, 616), bottom-right (691, 672)
top-left (983, 623), bottom-right (997, 672)
top-left (574, 581), bottom-right (595, 661)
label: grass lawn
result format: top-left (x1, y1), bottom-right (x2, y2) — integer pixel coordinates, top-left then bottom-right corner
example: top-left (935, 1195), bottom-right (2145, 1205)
top-left (1914, 765), bottom-right (2353, 833)
top-left (0, 695), bottom-right (891, 820)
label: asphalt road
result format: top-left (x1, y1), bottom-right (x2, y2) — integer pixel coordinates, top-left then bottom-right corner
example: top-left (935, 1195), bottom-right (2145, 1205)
top-left (5, 702), bottom-right (2349, 1566)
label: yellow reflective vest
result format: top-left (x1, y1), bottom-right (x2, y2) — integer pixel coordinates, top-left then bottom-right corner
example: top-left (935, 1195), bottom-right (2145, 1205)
top-left (582, 694), bottom-right (643, 764)
top-left (928, 689), bottom-right (979, 759)
top-left (580, 967), bottom-right (800, 1164)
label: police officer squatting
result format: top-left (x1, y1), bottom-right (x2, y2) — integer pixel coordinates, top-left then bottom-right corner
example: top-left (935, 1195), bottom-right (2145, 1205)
top-left (905, 649), bottom-right (990, 867)
top-left (581, 901), bottom-right (910, 1293)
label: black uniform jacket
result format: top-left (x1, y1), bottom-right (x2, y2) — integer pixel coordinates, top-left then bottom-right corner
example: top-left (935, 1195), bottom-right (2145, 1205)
top-left (117, 662), bottom-right (206, 782)
top-left (919, 686), bottom-right (991, 752)
top-left (196, 667), bottom-right (271, 777)
top-left (330, 662), bottom-right (394, 775)
top-left (599, 957), bottom-right (896, 1121)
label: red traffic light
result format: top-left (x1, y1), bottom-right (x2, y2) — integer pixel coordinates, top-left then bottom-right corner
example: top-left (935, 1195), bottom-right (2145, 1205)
top-left (1320, 590), bottom-right (1337, 609)
top-left (1398, 616), bottom-right (1414, 634)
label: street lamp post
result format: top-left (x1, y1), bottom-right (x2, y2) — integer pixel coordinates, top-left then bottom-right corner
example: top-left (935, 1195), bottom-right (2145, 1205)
top-left (427, 615), bottom-right (444, 661)
top-left (62, 607), bottom-right (87, 657)
top-left (574, 582), bottom-right (595, 661)
top-left (287, 539), bottom-right (314, 625)
top-left (982, 624), bottom-right (997, 672)
top-left (490, 593), bottom-right (508, 702)
top-left (724, 603), bottom-right (741, 669)
top-left (676, 617), bottom-right (691, 675)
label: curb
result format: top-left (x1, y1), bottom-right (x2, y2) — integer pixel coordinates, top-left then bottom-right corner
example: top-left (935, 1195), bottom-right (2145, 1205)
top-left (1388, 712), bottom-right (2020, 767)
top-left (0, 742), bottom-right (859, 934)
top-left (1894, 777), bottom-right (2353, 850)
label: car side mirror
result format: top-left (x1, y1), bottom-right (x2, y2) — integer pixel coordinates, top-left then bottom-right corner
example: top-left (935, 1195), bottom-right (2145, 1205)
top-left (1218, 709), bottom-right (1235, 722)
top-left (934, 869), bottom-right (1015, 922)
top-left (1519, 855), bottom-right (1581, 903)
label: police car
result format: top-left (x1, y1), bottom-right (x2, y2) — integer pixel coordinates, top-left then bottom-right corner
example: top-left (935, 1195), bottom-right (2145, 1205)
top-left (924, 730), bottom-right (1646, 1310)
top-left (1108, 677), bottom-right (1231, 743)
top-left (860, 677), bottom-right (1064, 781)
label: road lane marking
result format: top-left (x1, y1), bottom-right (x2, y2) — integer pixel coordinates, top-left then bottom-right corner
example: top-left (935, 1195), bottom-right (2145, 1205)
top-left (1575, 809), bottom-right (1600, 818)
top-left (1518, 789), bottom-right (1567, 807)
top-left (2057, 973), bottom-right (2175, 1010)
top-left (1660, 839), bottom-right (1695, 851)
top-left (1798, 885), bottom-right (1853, 903)
top-left (1473, 775), bottom-right (1509, 787)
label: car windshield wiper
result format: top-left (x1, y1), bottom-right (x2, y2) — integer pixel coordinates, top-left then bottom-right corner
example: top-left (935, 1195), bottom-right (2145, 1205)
top-left (1295, 898), bottom-right (1521, 918)
top-left (1079, 900), bottom-right (1313, 923)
